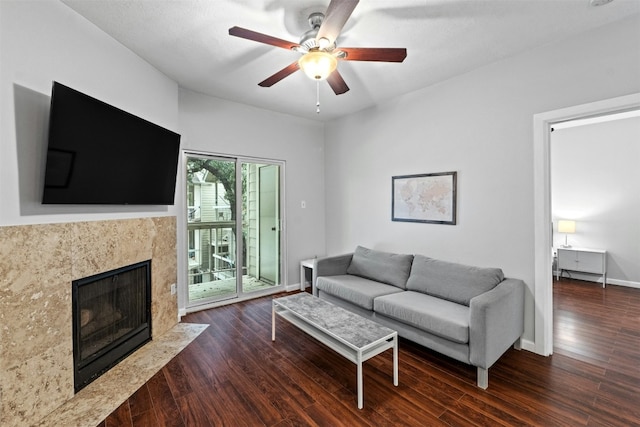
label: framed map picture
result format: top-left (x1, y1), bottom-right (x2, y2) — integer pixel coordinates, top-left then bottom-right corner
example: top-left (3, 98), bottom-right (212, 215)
top-left (392, 171), bottom-right (457, 225)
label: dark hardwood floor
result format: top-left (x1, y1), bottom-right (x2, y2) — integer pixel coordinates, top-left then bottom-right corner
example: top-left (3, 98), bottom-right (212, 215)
top-left (98, 278), bottom-right (640, 426)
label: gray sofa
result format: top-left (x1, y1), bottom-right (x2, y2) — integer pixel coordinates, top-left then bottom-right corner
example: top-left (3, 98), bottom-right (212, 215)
top-left (313, 246), bottom-right (525, 389)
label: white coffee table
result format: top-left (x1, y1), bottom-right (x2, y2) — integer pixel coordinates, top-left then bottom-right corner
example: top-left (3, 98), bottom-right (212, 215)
top-left (272, 293), bottom-right (398, 409)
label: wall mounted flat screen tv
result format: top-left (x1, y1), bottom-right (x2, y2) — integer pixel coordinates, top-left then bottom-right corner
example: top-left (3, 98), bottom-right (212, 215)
top-left (43, 81), bottom-right (181, 205)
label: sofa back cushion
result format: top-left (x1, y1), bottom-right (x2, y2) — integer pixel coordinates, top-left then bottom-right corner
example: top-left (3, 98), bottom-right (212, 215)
top-left (406, 255), bottom-right (504, 305)
top-left (346, 246), bottom-right (414, 289)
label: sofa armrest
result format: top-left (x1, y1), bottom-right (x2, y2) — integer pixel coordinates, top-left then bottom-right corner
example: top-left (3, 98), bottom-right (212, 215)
top-left (469, 278), bottom-right (525, 370)
top-left (312, 253), bottom-right (353, 296)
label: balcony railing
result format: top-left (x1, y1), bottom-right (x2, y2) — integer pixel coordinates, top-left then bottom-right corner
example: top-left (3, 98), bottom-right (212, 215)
top-left (187, 221), bottom-right (236, 285)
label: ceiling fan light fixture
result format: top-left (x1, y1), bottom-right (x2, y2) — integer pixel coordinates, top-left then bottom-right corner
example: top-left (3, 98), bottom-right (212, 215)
top-left (317, 37), bottom-right (331, 50)
top-left (298, 49), bottom-right (337, 81)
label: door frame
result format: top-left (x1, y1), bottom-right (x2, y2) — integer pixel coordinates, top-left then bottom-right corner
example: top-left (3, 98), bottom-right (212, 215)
top-left (532, 92), bottom-right (640, 356)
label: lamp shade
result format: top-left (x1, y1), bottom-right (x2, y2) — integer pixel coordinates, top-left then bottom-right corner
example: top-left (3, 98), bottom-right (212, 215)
top-left (558, 220), bottom-right (576, 234)
top-left (298, 50), bottom-right (337, 81)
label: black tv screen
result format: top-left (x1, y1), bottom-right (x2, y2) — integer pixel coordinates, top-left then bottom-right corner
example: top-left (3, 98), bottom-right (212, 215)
top-left (43, 81), bottom-right (181, 205)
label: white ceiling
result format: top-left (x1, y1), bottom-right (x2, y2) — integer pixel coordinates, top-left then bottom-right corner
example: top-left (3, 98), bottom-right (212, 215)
top-left (61, 0), bottom-right (640, 122)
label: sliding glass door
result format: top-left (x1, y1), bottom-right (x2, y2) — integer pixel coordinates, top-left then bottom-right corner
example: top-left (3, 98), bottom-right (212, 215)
top-left (186, 154), bottom-right (283, 307)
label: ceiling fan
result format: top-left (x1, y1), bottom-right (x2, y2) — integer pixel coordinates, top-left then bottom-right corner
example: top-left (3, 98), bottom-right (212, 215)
top-left (228, 0), bottom-right (407, 95)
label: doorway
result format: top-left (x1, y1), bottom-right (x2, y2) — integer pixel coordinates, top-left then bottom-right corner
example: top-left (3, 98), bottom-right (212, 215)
top-left (532, 93), bottom-right (640, 356)
top-left (185, 154), bottom-right (284, 307)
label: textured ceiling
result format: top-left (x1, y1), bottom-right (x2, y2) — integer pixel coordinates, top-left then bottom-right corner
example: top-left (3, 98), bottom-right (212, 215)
top-left (61, 0), bottom-right (640, 122)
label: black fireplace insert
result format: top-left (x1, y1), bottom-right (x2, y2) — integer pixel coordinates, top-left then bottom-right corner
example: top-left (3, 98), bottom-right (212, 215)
top-left (72, 260), bottom-right (152, 392)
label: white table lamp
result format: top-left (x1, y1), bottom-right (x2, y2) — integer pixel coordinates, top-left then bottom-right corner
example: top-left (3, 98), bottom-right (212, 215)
top-left (558, 220), bottom-right (576, 248)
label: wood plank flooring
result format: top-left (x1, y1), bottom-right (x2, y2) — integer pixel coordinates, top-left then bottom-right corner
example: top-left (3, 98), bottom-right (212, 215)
top-left (98, 278), bottom-right (640, 426)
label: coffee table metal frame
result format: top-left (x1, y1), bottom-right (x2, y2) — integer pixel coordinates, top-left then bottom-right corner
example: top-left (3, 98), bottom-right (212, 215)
top-left (272, 293), bottom-right (398, 409)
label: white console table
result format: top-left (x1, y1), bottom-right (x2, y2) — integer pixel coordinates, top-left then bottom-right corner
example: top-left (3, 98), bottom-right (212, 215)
top-left (557, 247), bottom-right (607, 288)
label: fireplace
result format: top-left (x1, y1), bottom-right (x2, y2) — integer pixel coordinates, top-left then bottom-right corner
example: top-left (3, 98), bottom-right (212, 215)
top-left (72, 260), bottom-right (152, 392)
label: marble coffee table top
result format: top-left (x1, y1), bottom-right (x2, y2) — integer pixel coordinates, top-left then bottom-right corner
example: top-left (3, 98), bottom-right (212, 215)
top-left (273, 293), bottom-right (396, 349)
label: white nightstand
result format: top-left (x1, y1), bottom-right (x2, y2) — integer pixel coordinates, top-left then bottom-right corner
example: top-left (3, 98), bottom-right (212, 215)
top-left (300, 258), bottom-right (315, 291)
top-left (557, 247), bottom-right (607, 288)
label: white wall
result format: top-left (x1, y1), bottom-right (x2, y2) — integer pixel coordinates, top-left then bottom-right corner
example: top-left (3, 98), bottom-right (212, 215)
top-left (552, 117), bottom-right (640, 285)
top-left (0, 0), bottom-right (179, 227)
top-left (324, 15), bottom-right (640, 345)
top-left (177, 89), bottom-right (326, 300)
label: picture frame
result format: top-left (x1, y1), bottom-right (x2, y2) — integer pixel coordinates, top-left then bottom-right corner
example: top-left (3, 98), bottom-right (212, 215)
top-left (392, 171), bottom-right (457, 225)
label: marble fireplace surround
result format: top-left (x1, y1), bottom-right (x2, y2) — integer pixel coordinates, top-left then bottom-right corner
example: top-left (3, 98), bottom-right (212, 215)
top-left (0, 216), bottom-right (180, 426)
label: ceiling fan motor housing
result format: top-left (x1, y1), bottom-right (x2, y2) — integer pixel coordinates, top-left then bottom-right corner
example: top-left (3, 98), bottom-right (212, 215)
top-left (299, 12), bottom-right (333, 51)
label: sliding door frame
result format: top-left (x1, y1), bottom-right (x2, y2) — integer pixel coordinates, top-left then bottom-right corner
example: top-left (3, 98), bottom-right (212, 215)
top-left (181, 150), bottom-right (286, 313)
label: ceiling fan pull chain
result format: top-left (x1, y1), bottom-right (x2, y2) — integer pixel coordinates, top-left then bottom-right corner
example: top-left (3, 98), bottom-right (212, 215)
top-left (316, 81), bottom-right (321, 114)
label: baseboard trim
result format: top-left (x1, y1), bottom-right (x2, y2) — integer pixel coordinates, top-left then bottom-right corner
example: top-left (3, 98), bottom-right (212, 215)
top-left (606, 278), bottom-right (640, 289)
top-left (520, 338), bottom-right (538, 354)
top-left (560, 272), bottom-right (640, 289)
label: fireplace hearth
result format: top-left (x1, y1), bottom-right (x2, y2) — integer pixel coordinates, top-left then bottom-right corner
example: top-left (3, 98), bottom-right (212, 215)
top-left (73, 260), bottom-right (152, 392)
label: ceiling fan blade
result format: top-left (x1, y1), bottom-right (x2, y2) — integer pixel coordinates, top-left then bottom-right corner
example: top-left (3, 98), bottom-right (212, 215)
top-left (327, 70), bottom-right (350, 95)
top-left (229, 26), bottom-right (300, 50)
top-left (258, 62), bottom-right (301, 87)
top-left (317, 0), bottom-right (359, 46)
top-left (339, 47), bottom-right (407, 62)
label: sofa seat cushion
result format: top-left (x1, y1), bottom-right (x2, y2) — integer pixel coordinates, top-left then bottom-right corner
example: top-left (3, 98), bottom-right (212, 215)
top-left (346, 246), bottom-right (414, 289)
top-left (315, 275), bottom-right (403, 310)
top-left (374, 291), bottom-right (470, 344)
top-left (406, 255), bottom-right (504, 306)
